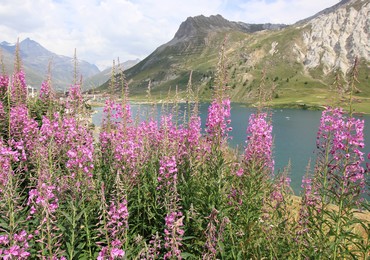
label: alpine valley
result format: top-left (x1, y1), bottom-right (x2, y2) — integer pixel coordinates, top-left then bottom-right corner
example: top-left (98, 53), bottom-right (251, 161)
top-left (1, 0), bottom-right (369, 112)
top-left (98, 0), bottom-right (370, 112)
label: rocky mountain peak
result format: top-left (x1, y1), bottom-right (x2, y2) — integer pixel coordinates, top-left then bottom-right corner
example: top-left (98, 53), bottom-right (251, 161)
top-left (174, 14), bottom-right (239, 40)
top-left (19, 38), bottom-right (51, 57)
top-left (295, 0), bottom-right (369, 74)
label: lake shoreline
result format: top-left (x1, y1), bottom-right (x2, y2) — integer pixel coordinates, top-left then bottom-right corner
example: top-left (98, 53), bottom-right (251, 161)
top-left (88, 98), bottom-right (370, 115)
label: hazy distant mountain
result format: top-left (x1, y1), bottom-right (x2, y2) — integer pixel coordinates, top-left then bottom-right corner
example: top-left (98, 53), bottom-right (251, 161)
top-left (0, 38), bottom-right (100, 91)
top-left (99, 0), bottom-right (369, 111)
top-left (84, 58), bottom-right (140, 90)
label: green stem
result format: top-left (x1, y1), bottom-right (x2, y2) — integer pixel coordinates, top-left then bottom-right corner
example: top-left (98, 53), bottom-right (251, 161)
top-left (83, 206), bottom-right (93, 259)
top-left (68, 203), bottom-right (77, 260)
top-left (46, 211), bottom-right (53, 257)
top-left (332, 197), bottom-right (344, 260)
top-left (7, 174), bottom-right (15, 243)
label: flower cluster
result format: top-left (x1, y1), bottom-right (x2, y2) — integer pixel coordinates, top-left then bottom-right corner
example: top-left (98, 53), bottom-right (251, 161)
top-left (206, 98), bottom-right (232, 145)
top-left (107, 199), bottom-right (129, 238)
top-left (0, 140), bottom-right (19, 192)
top-left (164, 211), bottom-right (184, 259)
top-left (203, 209), bottom-right (229, 259)
top-left (270, 174), bottom-right (291, 205)
top-left (0, 230), bottom-right (30, 259)
top-left (39, 114), bottom-right (94, 193)
top-left (39, 79), bottom-right (54, 101)
top-left (186, 115), bottom-right (201, 153)
top-left (158, 156), bottom-right (178, 191)
top-left (244, 112), bottom-right (274, 174)
top-left (145, 233), bottom-right (162, 259)
top-left (8, 105), bottom-right (38, 161)
top-left (316, 107), bottom-right (365, 199)
top-left (27, 183), bottom-right (59, 217)
top-left (0, 74), bottom-right (9, 96)
top-left (66, 84), bottom-right (83, 114)
top-left (11, 70), bottom-right (27, 105)
top-left (98, 198), bottom-right (128, 260)
top-left (98, 243), bottom-right (125, 260)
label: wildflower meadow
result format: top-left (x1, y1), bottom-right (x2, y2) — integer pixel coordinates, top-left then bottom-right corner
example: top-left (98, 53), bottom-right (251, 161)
top-left (0, 46), bottom-right (369, 259)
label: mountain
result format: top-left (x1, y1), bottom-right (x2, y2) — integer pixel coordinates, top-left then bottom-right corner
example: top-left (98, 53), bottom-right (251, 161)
top-left (99, 14), bottom-right (286, 95)
top-left (0, 38), bottom-right (100, 91)
top-left (99, 0), bottom-right (369, 112)
top-left (84, 58), bottom-right (140, 90)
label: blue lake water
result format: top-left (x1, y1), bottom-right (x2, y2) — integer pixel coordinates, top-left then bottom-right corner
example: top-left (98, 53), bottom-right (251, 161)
top-left (92, 102), bottom-right (370, 195)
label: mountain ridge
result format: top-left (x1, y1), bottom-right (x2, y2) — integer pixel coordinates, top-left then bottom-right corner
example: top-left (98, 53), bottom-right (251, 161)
top-left (98, 0), bottom-right (369, 112)
top-left (0, 38), bottom-right (100, 91)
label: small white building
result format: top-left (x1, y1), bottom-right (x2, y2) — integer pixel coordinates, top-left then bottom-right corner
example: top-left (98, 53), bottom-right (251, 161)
top-left (27, 85), bottom-right (37, 98)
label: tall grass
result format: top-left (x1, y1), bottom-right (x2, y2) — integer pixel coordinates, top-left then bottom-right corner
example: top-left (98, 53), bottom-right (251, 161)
top-left (0, 44), bottom-right (368, 259)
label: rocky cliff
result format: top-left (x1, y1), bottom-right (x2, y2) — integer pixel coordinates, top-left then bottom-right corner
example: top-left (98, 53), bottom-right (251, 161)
top-left (297, 0), bottom-right (369, 74)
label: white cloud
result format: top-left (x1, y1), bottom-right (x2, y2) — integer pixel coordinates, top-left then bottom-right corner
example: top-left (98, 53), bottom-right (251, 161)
top-left (0, 0), bottom-right (340, 70)
top-left (232, 0), bottom-right (340, 24)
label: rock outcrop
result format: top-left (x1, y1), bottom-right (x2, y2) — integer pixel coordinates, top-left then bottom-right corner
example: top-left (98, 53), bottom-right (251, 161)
top-left (298, 0), bottom-right (369, 74)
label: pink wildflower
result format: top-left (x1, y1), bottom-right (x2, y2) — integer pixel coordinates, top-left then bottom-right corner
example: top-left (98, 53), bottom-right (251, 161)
top-left (11, 70), bottom-right (27, 105)
top-left (164, 211), bottom-right (184, 259)
top-left (316, 107), bottom-right (365, 199)
top-left (205, 98), bottom-right (232, 145)
top-left (244, 112), bottom-right (274, 174)
top-left (39, 79), bottom-right (54, 101)
top-left (0, 74), bottom-right (9, 96)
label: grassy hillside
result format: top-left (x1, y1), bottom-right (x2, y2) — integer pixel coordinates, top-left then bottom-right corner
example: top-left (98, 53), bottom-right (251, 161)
top-left (96, 11), bottom-right (369, 113)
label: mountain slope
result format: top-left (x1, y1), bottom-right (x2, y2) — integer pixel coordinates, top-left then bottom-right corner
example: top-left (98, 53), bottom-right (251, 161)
top-left (99, 14), bottom-right (286, 96)
top-left (99, 0), bottom-right (369, 112)
top-left (84, 59), bottom-right (140, 90)
top-left (0, 38), bottom-right (100, 91)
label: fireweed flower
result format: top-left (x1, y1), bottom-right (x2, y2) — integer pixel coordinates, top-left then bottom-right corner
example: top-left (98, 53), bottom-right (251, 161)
top-left (300, 177), bottom-right (321, 208)
top-left (98, 199), bottom-right (128, 260)
top-left (39, 79), bottom-right (54, 102)
top-left (27, 182), bottom-right (59, 217)
top-left (112, 124), bottom-right (143, 178)
top-left (0, 230), bottom-right (30, 259)
top-left (158, 114), bottom-right (188, 160)
top-left (0, 140), bottom-right (19, 192)
top-left (63, 117), bottom-right (94, 189)
top-left (164, 211), bottom-right (184, 260)
top-left (8, 105), bottom-right (38, 161)
top-left (244, 112), bottom-right (274, 174)
top-left (101, 99), bottom-right (132, 132)
top-left (270, 174), bottom-right (291, 206)
top-left (100, 100), bottom-right (132, 154)
top-left (0, 74), bottom-right (9, 96)
top-left (107, 199), bottom-right (129, 238)
top-left (100, 99), bottom-right (149, 180)
top-left (158, 156), bottom-right (178, 191)
top-left (144, 233), bottom-right (162, 259)
top-left (157, 156), bottom-right (184, 258)
top-left (296, 176), bottom-right (322, 240)
top-left (316, 107), bottom-right (365, 200)
top-left (39, 114), bottom-right (94, 192)
top-left (203, 209), bottom-right (230, 259)
top-left (205, 98), bottom-right (232, 146)
top-left (11, 70), bottom-right (27, 105)
top-left (185, 115), bottom-right (202, 159)
top-left (66, 84), bottom-right (83, 115)
top-left (0, 101), bottom-right (5, 120)
top-left (97, 246), bottom-right (125, 260)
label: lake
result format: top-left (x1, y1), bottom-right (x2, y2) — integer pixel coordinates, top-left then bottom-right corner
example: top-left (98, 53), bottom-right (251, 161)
top-left (92, 102), bottom-right (370, 195)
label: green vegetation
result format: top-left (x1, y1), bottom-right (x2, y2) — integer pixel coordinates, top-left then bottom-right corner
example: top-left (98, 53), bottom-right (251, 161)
top-left (94, 15), bottom-right (370, 114)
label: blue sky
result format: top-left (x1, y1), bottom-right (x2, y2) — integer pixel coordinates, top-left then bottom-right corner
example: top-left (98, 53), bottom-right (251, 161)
top-left (0, 0), bottom-right (340, 70)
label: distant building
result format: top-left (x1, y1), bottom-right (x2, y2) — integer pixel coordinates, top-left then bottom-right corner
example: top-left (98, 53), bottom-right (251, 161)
top-left (27, 85), bottom-right (37, 98)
